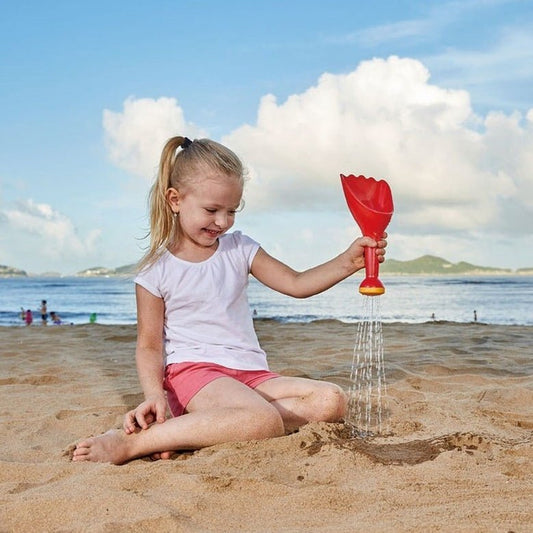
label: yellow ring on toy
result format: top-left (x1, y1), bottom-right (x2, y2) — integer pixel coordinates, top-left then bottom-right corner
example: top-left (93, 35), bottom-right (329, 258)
top-left (359, 286), bottom-right (385, 296)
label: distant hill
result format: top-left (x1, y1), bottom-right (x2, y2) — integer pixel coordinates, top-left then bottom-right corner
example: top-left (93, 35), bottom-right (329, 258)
top-left (74, 257), bottom-right (531, 276)
top-left (114, 263), bottom-right (137, 275)
top-left (1, 257), bottom-right (532, 278)
top-left (0, 265), bottom-right (27, 277)
top-left (75, 264), bottom-right (137, 277)
top-left (380, 255), bottom-right (512, 275)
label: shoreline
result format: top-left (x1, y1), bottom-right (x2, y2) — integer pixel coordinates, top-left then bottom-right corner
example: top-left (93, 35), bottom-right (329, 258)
top-left (2, 317), bottom-right (533, 328)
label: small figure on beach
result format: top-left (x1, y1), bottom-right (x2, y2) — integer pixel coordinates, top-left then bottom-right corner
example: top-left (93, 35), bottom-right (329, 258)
top-left (89, 312), bottom-right (97, 324)
top-left (50, 311), bottom-right (62, 325)
top-left (73, 135), bottom-right (387, 465)
top-left (40, 300), bottom-right (48, 325)
top-left (25, 309), bottom-right (33, 326)
top-left (474, 309), bottom-right (477, 322)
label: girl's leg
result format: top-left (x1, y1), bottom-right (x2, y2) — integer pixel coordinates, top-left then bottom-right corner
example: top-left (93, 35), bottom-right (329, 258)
top-left (254, 377), bottom-right (347, 431)
top-left (72, 377), bottom-right (284, 464)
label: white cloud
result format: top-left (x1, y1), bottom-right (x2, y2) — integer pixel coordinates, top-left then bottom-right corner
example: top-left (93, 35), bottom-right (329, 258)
top-left (103, 97), bottom-right (207, 180)
top-left (100, 57), bottom-right (533, 269)
top-left (2, 199), bottom-right (101, 265)
top-left (223, 56), bottom-right (533, 240)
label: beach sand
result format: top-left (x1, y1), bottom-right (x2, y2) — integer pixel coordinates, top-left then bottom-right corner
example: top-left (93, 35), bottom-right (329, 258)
top-left (0, 320), bottom-right (532, 532)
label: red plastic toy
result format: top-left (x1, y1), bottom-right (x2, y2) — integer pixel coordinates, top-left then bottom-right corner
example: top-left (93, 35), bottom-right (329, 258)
top-left (340, 174), bottom-right (394, 296)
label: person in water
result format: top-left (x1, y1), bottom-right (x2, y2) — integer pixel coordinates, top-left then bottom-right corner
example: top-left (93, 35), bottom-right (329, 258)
top-left (50, 312), bottom-right (62, 325)
top-left (40, 300), bottom-right (48, 325)
top-left (73, 135), bottom-right (387, 464)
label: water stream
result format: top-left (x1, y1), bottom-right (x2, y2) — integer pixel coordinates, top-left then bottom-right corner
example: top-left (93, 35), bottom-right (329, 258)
top-left (346, 295), bottom-right (388, 437)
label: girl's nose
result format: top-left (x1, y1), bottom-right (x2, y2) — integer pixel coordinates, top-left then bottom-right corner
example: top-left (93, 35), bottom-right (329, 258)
top-left (215, 212), bottom-right (228, 228)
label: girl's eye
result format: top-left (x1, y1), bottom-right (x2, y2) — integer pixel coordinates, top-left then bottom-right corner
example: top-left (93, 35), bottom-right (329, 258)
top-left (205, 208), bottom-right (217, 213)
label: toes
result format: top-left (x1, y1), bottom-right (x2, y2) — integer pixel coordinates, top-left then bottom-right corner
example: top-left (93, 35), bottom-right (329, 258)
top-left (72, 451), bottom-right (88, 462)
top-left (149, 450), bottom-right (173, 461)
top-left (72, 442), bottom-right (91, 461)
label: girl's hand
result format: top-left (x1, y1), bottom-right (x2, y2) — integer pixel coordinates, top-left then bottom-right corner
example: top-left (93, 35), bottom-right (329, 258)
top-left (346, 232), bottom-right (388, 271)
top-left (123, 394), bottom-right (167, 434)
top-left (375, 231), bottom-right (388, 262)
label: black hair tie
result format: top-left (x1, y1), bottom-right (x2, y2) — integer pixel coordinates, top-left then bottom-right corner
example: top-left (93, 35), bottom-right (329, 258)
top-left (181, 137), bottom-right (193, 149)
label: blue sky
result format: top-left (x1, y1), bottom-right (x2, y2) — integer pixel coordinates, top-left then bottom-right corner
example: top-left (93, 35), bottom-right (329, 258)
top-left (1, 0), bottom-right (532, 274)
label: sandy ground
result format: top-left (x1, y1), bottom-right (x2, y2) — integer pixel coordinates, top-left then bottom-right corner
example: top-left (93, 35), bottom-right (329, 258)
top-left (0, 320), bottom-right (532, 532)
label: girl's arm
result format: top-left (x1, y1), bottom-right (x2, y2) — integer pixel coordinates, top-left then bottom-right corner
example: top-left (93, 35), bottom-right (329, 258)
top-left (250, 235), bottom-right (386, 298)
top-left (124, 284), bottom-right (166, 433)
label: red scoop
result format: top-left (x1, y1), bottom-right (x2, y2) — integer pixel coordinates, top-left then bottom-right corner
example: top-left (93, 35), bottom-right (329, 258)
top-left (341, 174), bottom-right (394, 295)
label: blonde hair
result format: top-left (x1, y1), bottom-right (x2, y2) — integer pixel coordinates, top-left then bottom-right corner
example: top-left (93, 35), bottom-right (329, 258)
top-left (138, 136), bottom-right (245, 270)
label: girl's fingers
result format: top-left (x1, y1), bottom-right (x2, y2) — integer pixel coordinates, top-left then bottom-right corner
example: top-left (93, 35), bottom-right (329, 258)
top-left (123, 411), bottom-right (137, 433)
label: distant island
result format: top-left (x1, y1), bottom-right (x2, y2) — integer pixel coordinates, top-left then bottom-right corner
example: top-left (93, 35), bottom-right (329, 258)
top-left (379, 255), bottom-right (533, 275)
top-left (0, 265), bottom-right (28, 277)
top-left (67, 256), bottom-right (533, 277)
top-left (75, 264), bottom-right (137, 277)
top-left (1, 256), bottom-right (533, 278)
top-left (0, 263), bottom-right (136, 278)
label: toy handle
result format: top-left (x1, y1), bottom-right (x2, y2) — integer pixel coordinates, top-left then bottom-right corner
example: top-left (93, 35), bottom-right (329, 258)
top-left (364, 246), bottom-right (379, 279)
top-left (359, 244), bottom-right (385, 295)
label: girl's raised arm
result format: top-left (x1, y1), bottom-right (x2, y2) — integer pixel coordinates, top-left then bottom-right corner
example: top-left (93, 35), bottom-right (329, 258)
top-left (250, 235), bottom-right (386, 299)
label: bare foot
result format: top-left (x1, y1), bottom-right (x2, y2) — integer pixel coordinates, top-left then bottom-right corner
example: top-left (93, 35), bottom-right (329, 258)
top-left (72, 430), bottom-right (133, 465)
top-left (150, 451), bottom-right (174, 461)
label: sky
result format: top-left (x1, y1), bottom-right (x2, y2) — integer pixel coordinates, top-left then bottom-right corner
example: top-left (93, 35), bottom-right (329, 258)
top-left (1, 0), bottom-right (532, 275)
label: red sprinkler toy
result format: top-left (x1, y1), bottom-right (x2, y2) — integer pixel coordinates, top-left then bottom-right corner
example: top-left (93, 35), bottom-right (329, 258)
top-left (341, 174), bottom-right (394, 296)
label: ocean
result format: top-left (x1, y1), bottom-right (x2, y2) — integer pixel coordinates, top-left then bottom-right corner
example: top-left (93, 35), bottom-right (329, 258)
top-left (1, 274), bottom-right (531, 327)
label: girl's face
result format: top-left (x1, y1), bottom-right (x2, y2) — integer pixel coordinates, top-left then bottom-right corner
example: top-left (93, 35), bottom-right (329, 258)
top-left (169, 171), bottom-right (243, 255)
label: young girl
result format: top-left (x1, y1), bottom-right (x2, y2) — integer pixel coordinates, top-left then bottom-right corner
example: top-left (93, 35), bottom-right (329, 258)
top-left (73, 136), bottom-right (387, 464)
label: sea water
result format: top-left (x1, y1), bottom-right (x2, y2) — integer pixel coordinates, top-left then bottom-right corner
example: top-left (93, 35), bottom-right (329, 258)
top-left (0, 275), bottom-right (532, 327)
top-left (0, 277), bottom-right (138, 326)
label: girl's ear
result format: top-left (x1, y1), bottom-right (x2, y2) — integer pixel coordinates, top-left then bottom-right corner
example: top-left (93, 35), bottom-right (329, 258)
top-left (166, 187), bottom-right (180, 213)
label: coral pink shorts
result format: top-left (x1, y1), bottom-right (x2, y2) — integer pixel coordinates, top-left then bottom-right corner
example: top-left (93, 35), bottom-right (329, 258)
top-left (163, 362), bottom-right (280, 417)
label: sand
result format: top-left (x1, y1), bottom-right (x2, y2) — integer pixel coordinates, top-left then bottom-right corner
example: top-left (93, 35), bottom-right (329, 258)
top-left (0, 320), bottom-right (532, 532)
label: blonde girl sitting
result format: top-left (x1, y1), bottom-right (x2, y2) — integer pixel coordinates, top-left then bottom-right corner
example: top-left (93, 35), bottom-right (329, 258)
top-left (73, 136), bottom-right (387, 464)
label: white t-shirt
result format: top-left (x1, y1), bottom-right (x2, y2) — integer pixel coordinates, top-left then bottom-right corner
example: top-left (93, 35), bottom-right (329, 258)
top-left (134, 231), bottom-right (268, 370)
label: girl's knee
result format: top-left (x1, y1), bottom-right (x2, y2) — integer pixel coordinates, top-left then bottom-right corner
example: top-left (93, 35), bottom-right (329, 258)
top-left (245, 404), bottom-right (285, 440)
top-left (317, 383), bottom-right (347, 422)
top-left (263, 408), bottom-right (285, 438)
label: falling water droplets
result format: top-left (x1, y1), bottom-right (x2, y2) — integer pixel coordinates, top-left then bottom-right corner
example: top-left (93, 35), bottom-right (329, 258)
top-left (346, 295), bottom-right (389, 438)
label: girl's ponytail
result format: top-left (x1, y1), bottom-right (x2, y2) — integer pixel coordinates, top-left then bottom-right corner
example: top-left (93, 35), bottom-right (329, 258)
top-left (138, 136), bottom-right (187, 270)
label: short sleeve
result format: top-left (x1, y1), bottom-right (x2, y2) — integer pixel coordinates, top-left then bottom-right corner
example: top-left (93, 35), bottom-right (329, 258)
top-left (134, 262), bottom-right (163, 298)
top-left (232, 231), bottom-right (260, 269)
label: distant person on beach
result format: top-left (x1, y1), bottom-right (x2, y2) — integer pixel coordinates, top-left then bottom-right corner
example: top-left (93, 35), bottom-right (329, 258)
top-left (474, 310), bottom-right (478, 322)
top-left (25, 309), bottom-right (33, 326)
top-left (50, 312), bottom-right (62, 325)
top-left (40, 300), bottom-right (48, 325)
top-left (73, 135), bottom-right (387, 464)
top-left (89, 313), bottom-right (97, 324)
